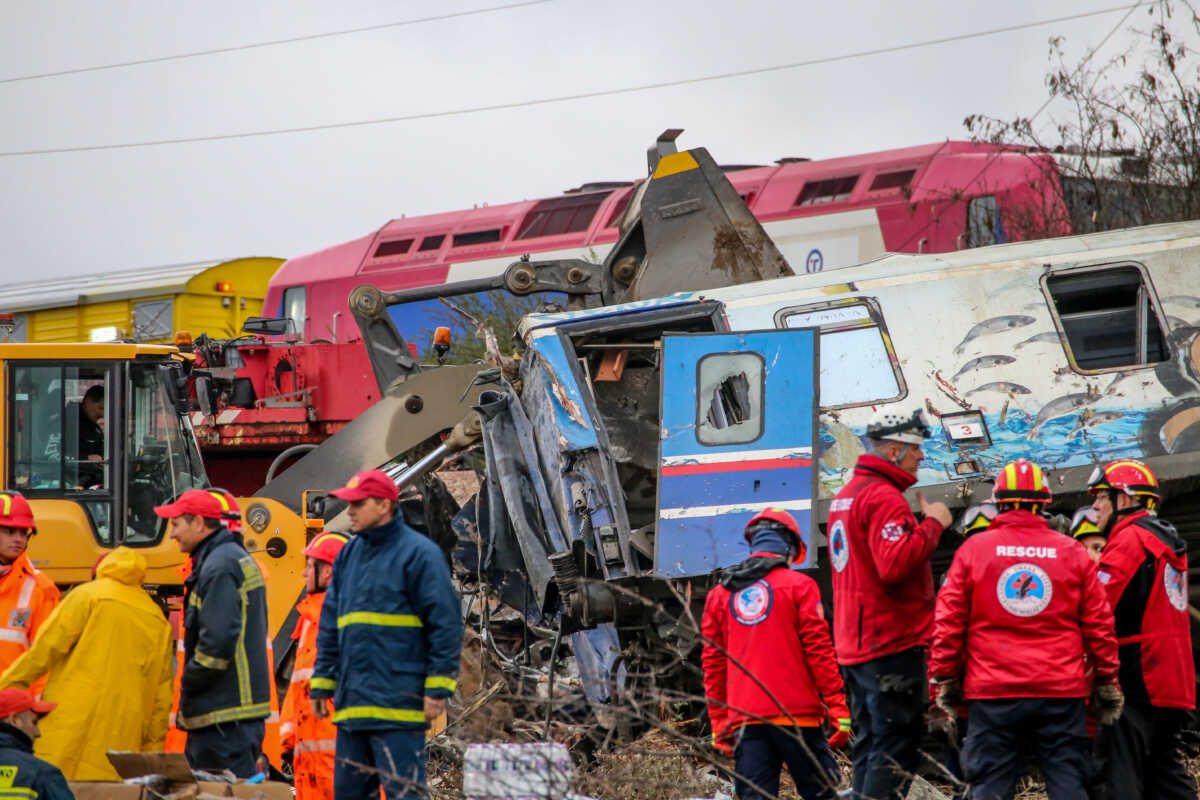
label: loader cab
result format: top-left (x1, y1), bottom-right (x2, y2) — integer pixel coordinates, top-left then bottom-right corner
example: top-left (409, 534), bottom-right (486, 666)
top-left (0, 345), bottom-right (208, 582)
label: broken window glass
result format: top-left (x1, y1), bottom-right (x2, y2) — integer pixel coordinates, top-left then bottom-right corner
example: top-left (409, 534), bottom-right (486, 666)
top-left (696, 353), bottom-right (763, 445)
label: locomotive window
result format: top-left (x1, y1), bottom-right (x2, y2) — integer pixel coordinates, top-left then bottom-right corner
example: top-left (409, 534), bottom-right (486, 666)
top-left (373, 238), bottom-right (413, 258)
top-left (966, 196), bottom-right (1006, 247)
top-left (1045, 265), bottom-right (1168, 370)
top-left (418, 235), bottom-right (445, 251)
top-left (795, 175), bottom-right (859, 206)
top-left (451, 229), bottom-right (502, 247)
top-left (516, 192), bottom-right (608, 239)
top-left (777, 300), bottom-right (905, 408)
top-left (281, 287), bottom-right (305, 337)
top-left (605, 190), bottom-right (634, 228)
top-left (696, 353), bottom-right (764, 446)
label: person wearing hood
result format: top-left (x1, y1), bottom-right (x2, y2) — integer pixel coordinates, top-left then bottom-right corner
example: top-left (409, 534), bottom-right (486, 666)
top-left (701, 509), bottom-right (848, 800)
top-left (0, 547), bottom-right (173, 780)
top-left (827, 408), bottom-right (951, 800)
top-left (1088, 461), bottom-right (1196, 800)
top-left (0, 688), bottom-right (72, 799)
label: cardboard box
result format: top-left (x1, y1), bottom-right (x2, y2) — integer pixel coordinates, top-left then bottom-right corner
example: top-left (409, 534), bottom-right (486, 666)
top-left (69, 782), bottom-right (144, 800)
top-left (228, 783), bottom-right (291, 800)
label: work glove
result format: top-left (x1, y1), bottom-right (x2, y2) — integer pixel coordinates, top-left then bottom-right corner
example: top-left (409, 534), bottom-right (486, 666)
top-left (927, 700), bottom-right (957, 742)
top-left (827, 710), bottom-right (852, 750)
top-left (929, 677), bottom-right (963, 740)
top-left (1091, 682), bottom-right (1125, 726)
top-left (711, 720), bottom-right (735, 757)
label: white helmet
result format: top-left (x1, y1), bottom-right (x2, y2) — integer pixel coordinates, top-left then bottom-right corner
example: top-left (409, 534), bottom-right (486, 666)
top-left (866, 408), bottom-right (932, 446)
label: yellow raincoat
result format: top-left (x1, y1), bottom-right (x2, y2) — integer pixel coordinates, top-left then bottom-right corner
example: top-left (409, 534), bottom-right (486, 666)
top-left (0, 547), bottom-right (174, 780)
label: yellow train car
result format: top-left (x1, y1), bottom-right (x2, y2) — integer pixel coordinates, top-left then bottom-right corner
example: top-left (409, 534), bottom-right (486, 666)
top-left (0, 257), bottom-right (284, 343)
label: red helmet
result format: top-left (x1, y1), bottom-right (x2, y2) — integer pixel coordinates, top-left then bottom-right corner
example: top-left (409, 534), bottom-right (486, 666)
top-left (206, 489), bottom-right (243, 532)
top-left (992, 459), bottom-right (1052, 506)
top-left (744, 508), bottom-right (806, 564)
top-left (303, 531), bottom-right (349, 565)
top-left (0, 493), bottom-right (35, 533)
top-left (1087, 460), bottom-right (1160, 506)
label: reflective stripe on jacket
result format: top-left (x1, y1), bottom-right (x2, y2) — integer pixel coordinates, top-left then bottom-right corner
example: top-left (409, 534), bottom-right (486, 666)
top-left (0, 726), bottom-right (73, 800)
top-left (0, 547), bottom-right (174, 780)
top-left (930, 509), bottom-right (1119, 699)
top-left (0, 554), bottom-right (59, 694)
top-left (1098, 511), bottom-right (1195, 709)
top-left (280, 592), bottom-right (335, 800)
top-left (828, 454), bottom-right (943, 665)
top-left (179, 527), bottom-right (271, 729)
top-left (310, 515), bottom-right (462, 731)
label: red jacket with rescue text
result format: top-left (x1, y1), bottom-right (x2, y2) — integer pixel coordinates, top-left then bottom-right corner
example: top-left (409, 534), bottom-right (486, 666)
top-left (827, 454), bottom-right (944, 665)
top-left (929, 509), bottom-right (1119, 699)
top-left (1097, 510), bottom-right (1195, 710)
top-left (702, 554), bottom-right (849, 734)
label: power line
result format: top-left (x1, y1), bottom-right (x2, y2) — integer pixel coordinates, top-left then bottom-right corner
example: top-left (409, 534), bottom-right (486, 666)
top-left (891, 0), bottom-right (1146, 252)
top-left (0, 3), bottom-right (1141, 158)
top-left (0, 0), bottom-right (553, 85)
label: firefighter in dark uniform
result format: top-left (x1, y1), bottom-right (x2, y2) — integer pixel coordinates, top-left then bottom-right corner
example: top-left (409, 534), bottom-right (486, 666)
top-left (702, 508), bottom-right (849, 800)
top-left (0, 689), bottom-right (72, 800)
top-left (827, 408), bottom-right (951, 800)
top-left (930, 459), bottom-right (1122, 800)
top-left (1088, 460), bottom-right (1197, 800)
top-left (154, 489), bottom-right (271, 777)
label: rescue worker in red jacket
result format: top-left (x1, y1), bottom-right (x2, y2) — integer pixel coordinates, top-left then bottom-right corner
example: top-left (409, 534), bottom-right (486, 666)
top-left (1088, 460), bottom-right (1197, 800)
top-left (702, 509), bottom-right (849, 800)
top-left (930, 460), bottom-right (1122, 800)
top-left (827, 408), bottom-right (951, 800)
top-left (280, 531), bottom-right (349, 800)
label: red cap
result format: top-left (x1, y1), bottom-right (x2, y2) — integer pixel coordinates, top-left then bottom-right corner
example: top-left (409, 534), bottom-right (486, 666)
top-left (329, 470), bottom-right (398, 502)
top-left (153, 489), bottom-right (234, 520)
top-left (0, 688), bottom-right (55, 717)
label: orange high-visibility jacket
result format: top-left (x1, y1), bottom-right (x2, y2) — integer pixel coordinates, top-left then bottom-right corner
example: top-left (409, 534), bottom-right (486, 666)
top-left (0, 553), bottom-right (60, 694)
top-left (280, 592), bottom-right (335, 800)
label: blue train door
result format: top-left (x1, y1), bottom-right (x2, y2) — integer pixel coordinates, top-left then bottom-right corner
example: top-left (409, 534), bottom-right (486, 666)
top-left (655, 329), bottom-right (819, 577)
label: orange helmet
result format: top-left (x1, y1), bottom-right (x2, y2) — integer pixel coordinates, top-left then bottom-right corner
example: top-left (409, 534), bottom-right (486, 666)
top-left (1087, 460), bottom-right (1160, 506)
top-left (744, 508), bottom-right (806, 564)
top-left (0, 493), bottom-right (35, 532)
top-left (303, 531), bottom-right (350, 565)
top-left (992, 459), bottom-right (1052, 506)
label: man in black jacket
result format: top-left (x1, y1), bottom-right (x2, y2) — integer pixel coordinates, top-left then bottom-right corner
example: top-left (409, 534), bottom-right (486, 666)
top-left (155, 489), bottom-right (270, 778)
top-left (0, 688), bottom-right (73, 799)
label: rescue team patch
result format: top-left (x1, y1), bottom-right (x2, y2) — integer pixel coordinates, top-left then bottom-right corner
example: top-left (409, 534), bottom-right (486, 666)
top-left (997, 563), bottom-right (1052, 617)
top-left (830, 520), bottom-right (849, 573)
top-left (1164, 564), bottom-right (1188, 612)
top-left (731, 580), bottom-right (773, 626)
top-left (880, 521), bottom-right (906, 542)
top-left (830, 497), bottom-right (853, 512)
top-left (1097, 570), bottom-right (1112, 584)
top-left (8, 609), bottom-right (29, 629)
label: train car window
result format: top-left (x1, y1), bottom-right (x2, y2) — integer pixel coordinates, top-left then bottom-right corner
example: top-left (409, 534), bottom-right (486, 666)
top-left (452, 229), bottom-right (502, 247)
top-left (966, 195), bottom-right (1006, 247)
top-left (373, 238), bottom-right (413, 258)
top-left (133, 299), bottom-right (173, 341)
top-left (605, 190), bottom-right (634, 228)
top-left (516, 192), bottom-right (608, 240)
top-left (696, 353), bottom-right (764, 446)
top-left (869, 169), bottom-right (916, 192)
top-left (795, 175), bottom-right (859, 206)
top-left (776, 300), bottom-right (905, 408)
top-left (1045, 265), bottom-right (1168, 369)
top-left (418, 235), bottom-right (445, 251)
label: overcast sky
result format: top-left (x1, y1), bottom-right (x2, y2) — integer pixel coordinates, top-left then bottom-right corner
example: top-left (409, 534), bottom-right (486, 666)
top-left (0, 1), bottom-right (1182, 282)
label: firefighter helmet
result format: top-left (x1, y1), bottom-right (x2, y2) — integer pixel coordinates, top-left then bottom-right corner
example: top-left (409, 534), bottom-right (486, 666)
top-left (207, 489), bottom-right (243, 533)
top-left (0, 493), bottom-right (36, 533)
top-left (1087, 460), bottom-right (1160, 506)
top-left (303, 531), bottom-right (350, 565)
top-left (744, 508), bottom-right (806, 564)
top-left (960, 501), bottom-right (998, 535)
top-left (992, 459), bottom-right (1052, 506)
top-left (1069, 506), bottom-right (1101, 539)
top-left (865, 408), bottom-right (932, 446)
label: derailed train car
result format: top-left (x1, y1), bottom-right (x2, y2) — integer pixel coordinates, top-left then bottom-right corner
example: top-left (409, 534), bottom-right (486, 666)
top-left (460, 219), bottom-right (1200, 705)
